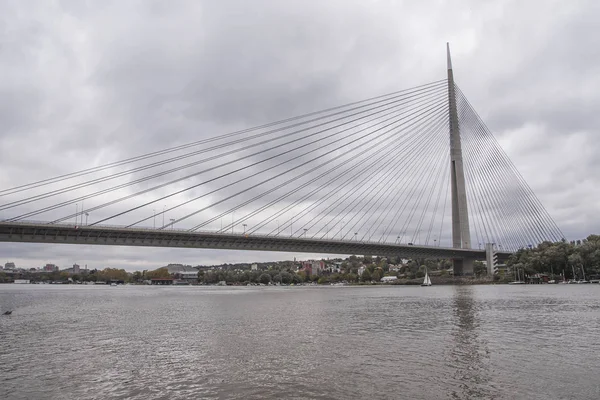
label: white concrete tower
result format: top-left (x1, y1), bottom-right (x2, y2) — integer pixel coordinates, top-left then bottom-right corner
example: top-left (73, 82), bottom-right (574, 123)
top-left (447, 43), bottom-right (473, 275)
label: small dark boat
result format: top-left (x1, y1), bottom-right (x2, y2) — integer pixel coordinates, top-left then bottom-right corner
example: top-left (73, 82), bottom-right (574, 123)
top-left (3, 311), bottom-right (12, 315)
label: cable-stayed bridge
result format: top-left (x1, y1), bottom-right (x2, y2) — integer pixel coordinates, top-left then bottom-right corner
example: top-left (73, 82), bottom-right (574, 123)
top-left (0, 45), bottom-right (563, 275)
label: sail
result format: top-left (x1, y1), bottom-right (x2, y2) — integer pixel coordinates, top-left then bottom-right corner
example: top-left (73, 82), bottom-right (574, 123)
top-left (426, 274), bottom-right (432, 285)
top-left (423, 272), bottom-right (430, 285)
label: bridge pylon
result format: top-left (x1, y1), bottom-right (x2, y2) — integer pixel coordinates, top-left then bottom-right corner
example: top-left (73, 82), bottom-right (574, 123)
top-left (447, 43), bottom-right (473, 276)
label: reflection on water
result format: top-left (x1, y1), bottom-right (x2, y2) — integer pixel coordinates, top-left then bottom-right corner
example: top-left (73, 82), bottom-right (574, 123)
top-left (448, 286), bottom-right (493, 399)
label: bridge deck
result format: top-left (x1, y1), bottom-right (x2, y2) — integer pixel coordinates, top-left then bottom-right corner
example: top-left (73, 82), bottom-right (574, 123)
top-left (0, 222), bottom-right (512, 260)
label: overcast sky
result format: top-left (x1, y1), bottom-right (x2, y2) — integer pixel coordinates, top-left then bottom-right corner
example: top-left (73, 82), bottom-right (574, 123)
top-left (1, 0), bottom-right (598, 271)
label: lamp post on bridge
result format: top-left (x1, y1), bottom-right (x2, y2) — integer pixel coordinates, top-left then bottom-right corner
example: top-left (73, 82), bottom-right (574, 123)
top-left (243, 224), bottom-right (247, 234)
top-left (170, 218), bottom-right (175, 230)
top-left (397, 231), bottom-right (406, 244)
top-left (303, 229), bottom-right (308, 238)
top-left (153, 209), bottom-right (156, 229)
top-left (162, 205), bottom-right (166, 228)
top-left (85, 212), bottom-right (89, 226)
top-left (354, 232), bottom-right (358, 241)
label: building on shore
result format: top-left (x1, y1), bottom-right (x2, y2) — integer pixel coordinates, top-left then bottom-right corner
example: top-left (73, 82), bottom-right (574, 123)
top-left (151, 278), bottom-right (174, 285)
top-left (300, 260), bottom-right (325, 276)
top-left (43, 263), bottom-right (58, 272)
top-left (326, 261), bottom-right (343, 273)
top-left (162, 263), bottom-right (199, 283)
top-left (4, 262), bottom-right (16, 270)
top-left (388, 265), bottom-right (401, 273)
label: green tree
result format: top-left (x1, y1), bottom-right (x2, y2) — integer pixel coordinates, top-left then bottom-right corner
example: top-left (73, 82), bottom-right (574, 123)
top-left (473, 261), bottom-right (487, 277)
top-left (415, 268), bottom-right (425, 279)
top-left (371, 269), bottom-right (383, 282)
top-left (361, 269), bottom-right (372, 282)
top-left (146, 267), bottom-right (171, 280)
top-left (317, 276), bottom-right (330, 285)
top-left (259, 273), bottom-right (271, 285)
top-left (239, 271), bottom-right (250, 283)
top-left (280, 272), bottom-right (292, 284)
top-left (203, 271), bottom-right (219, 284)
top-left (132, 271), bottom-right (143, 282)
top-left (297, 271), bottom-right (307, 282)
top-left (291, 273), bottom-right (303, 284)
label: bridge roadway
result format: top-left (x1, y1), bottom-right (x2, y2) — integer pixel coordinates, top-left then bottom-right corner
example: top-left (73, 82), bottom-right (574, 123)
top-left (0, 221), bottom-right (512, 261)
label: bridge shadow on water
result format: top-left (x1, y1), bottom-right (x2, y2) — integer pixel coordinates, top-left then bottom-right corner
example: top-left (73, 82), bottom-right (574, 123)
top-left (446, 286), bottom-right (496, 400)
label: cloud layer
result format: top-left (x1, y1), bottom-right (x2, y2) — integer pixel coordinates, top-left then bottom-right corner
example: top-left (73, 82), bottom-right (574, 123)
top-left (1, 0), bottom-right (598, 270)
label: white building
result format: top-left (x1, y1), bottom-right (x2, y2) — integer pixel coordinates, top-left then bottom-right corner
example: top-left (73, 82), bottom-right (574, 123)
top-left (381, 276), bottom-right (398, 283)
top-left (251, 263), bottom-right (258, 271)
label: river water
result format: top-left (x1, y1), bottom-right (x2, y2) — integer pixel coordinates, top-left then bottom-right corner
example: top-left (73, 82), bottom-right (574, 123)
top-left (1, 284), bottom-right (599, 400)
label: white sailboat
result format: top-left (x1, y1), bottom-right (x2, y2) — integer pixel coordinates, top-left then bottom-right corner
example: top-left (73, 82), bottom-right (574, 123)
top-left (421, 268), bottom-right (432, 287)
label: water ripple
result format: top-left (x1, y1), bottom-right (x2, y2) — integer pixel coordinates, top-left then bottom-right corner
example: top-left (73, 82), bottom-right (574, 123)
top-left (1, 285), bottom-right (600, 399)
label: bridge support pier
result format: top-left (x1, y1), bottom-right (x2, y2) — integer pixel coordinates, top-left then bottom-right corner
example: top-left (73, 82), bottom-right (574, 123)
top-left (453, 258), bottom-right (474, 277)
top-left (485, 243), bottom-right (498, 276)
